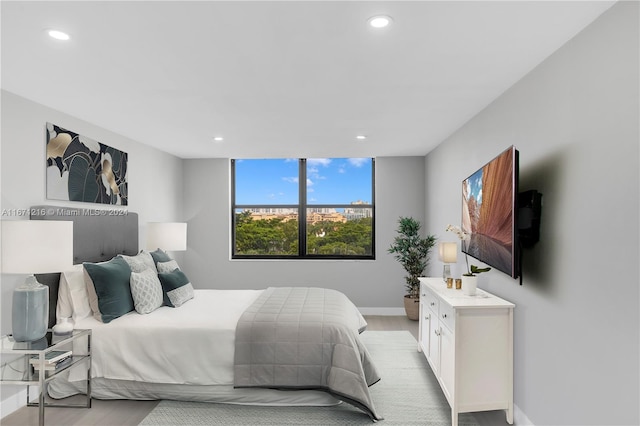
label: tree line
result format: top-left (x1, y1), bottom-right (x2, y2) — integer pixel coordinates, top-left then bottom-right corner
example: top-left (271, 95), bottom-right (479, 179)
top-left (234, 211), bottom-right (372, 256)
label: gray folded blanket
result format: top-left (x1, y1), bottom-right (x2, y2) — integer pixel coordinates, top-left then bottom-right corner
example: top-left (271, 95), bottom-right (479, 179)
top-left (234, 287), bottom-right (382, 421)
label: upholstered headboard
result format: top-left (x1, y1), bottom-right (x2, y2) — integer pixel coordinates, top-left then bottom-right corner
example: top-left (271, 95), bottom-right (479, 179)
top-left (30, 205), bottom-right (139, 328)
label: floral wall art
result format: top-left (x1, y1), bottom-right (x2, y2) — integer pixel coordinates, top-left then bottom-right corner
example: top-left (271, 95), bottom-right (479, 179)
top-left (46, 122), bottom-right (128, 205)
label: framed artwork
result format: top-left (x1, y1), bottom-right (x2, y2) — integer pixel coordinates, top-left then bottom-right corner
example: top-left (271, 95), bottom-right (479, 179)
top-left (46, 122), bottom-right (128, 205)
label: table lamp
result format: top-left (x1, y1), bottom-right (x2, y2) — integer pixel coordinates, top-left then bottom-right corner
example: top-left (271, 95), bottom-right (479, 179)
top-left (438, 242), bottom-right (458, 282)
top-left (146, 222), bottom-right (187, 251)
top-left (1, 220), bottom-right (73, 342)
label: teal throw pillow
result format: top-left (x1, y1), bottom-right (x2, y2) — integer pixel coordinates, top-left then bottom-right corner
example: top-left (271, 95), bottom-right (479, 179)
top-left (157, 269), bottom-right (194, 307)
top-left (150, 248), bottom-right (172, 265)
top-left (83, 257), bottom-right (133, 323)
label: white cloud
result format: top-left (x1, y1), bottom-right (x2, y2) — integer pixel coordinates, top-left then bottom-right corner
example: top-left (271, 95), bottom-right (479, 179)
top-left (282, 177), bottom-right (298, 183)
top-left (348, 158), bottom-right (368, 167)
top-left (307, 179), bottom-right (314, 186)
top-left (307, 158), bottom-right (332, 167)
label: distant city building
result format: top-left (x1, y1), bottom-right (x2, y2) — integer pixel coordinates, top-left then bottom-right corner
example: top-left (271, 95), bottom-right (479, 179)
top-left (245, 208), bottom-right (297, 223)
top-left (243, 200), bottom-right (370, 223)
top-left (247, 207), bottom-right (298, 215)
top-left (306, 212), bottom-right (347, 224)
top-left (344, 200), bottom-right (372, 221)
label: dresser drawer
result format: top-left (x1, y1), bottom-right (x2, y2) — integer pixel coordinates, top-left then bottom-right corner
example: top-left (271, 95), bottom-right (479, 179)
top-left (439, 301), bottom-right (455, 331)
top-left (421, 287), bottom-right (439, 314)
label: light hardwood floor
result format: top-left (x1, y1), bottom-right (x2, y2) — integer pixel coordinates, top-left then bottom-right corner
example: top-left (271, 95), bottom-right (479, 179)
top-left (1, 316), bottom-right (507, 425)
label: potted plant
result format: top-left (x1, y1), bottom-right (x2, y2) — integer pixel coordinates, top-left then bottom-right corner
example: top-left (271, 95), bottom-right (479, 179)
top-left (446, 224), bottom-right (491, 295)
top-left (388, 217), bottom-right (436, 320)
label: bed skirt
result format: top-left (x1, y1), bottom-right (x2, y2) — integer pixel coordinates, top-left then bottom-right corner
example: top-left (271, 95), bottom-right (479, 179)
top-left (48, 378), bottom-right (340, 406)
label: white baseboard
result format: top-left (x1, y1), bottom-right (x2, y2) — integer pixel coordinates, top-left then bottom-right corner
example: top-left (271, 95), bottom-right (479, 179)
top-left (358, 307), bottom-right (406, 316)
top-left (0, 387), bottom-right (27, 420)
top-left (514, 403), bottom-right (534, 425)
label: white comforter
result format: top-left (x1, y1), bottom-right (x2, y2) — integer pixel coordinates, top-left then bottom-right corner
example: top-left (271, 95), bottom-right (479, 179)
top-left (71, 289), bottom-right (263, 385)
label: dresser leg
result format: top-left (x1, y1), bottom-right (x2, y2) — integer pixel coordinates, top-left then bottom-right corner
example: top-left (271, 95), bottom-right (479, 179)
top-left (506, 405), bottom-right (514, 424)
top-left (451, 409), bottom-right (458, 426)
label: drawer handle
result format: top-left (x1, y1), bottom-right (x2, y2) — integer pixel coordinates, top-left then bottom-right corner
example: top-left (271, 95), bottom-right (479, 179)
top-left (442, 313), bottom-right (447, 319)
top-left (425, 314), bottom-right (430, 320)
top-left (430, 302), bottom-right (435, 306)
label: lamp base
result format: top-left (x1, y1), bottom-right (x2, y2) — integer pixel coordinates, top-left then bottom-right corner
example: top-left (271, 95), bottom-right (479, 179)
top-left (12, 276), bottom-right (49, 342)
top-left (442, 264), bottom-right (451, 282)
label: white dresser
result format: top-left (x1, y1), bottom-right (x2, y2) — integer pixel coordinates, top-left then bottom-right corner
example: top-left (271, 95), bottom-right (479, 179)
top-left (418, 277), bottom-right (515, 426)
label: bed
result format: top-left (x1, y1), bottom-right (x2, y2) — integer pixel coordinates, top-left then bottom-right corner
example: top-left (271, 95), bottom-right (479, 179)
top-left (30, 206), bottom-right (382, 421)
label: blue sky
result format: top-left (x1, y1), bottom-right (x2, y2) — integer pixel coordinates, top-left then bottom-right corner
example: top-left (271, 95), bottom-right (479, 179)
top-left (235, 158), bottom-right (373, 205)
top-left (465, 168), bottom-right (483, 205)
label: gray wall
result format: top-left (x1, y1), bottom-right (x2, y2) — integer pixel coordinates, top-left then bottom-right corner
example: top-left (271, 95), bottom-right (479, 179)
top-left (424, 3), bottom-right (639, 425)
top-left (182, 156), bottom-right (427, 309)
top-left (0, 91), bottom-right (184, 409)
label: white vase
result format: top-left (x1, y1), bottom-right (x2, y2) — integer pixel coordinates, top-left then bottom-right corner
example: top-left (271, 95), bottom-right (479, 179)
top-left (462, 275), bottom-right (478, 296)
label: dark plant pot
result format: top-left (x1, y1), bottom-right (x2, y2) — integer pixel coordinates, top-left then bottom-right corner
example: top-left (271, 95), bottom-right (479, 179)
top-left (403, 295), bottom-right (420, 321)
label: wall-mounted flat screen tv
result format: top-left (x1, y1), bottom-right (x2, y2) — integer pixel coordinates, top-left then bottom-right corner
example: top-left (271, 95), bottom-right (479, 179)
top-left (462, 146), bottom-right (519, 278)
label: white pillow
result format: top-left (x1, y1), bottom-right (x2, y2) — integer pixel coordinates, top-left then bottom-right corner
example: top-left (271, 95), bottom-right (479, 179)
top-left (56, 273), bottom-right (74, 321)
top-left (157, 259), bottom-right (180, 274)
top-left (56, 264), bottom-right (92, 323)
top-left (130, 268), bottom-right (164, 314)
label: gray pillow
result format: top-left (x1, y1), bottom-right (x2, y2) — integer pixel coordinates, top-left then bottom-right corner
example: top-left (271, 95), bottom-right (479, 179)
top-left (157, 259), bottom-right (180, 274)
top-left (130, 268), bottom-right (164, 314)
top-left (119, 251), bottom-right (157, 273)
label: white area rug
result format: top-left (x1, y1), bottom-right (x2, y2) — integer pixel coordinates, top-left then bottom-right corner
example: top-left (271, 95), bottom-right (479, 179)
top-left (139, 331), bottom-right (482, 425)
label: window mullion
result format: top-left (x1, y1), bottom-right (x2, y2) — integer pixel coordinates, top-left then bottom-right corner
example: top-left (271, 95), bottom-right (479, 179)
top-left (299, 159), bottom-right (307, 257)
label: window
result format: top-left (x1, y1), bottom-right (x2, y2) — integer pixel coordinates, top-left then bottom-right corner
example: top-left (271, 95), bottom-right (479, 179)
top-left (232, 158), bottom-right (375, 259)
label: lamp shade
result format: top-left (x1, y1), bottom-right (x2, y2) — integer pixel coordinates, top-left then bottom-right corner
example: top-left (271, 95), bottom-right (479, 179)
top-left (1, 220), bottom-right (74, 273)
top-left (438, 242), bottom-right (458, 264)
top-left (146, 222), bottom-right (187, 251)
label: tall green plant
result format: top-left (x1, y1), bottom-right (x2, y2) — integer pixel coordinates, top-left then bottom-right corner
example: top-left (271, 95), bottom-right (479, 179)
top-left (388, 217), bottom-right (437, 298)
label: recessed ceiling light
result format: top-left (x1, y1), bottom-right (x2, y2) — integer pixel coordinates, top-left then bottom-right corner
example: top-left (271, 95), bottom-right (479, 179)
top-left (367, 15), bottom-right (393, 29)
top-left (48, 30), bottom-right (70, 41)
top-left (213, 136), bottom-right (224, 142)
top-left (356, 135), bottom-right (367, 140)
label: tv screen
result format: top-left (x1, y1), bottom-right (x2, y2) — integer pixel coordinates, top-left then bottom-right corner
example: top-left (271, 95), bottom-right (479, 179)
top-left (462, 146), bottom-right (519, 278)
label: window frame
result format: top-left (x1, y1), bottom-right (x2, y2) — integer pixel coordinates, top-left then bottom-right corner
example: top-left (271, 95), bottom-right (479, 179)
top-left (231, 158), bottom-right (375, 260)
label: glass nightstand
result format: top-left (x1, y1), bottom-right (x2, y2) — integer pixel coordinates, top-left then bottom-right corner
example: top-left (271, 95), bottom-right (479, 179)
top-left (0, 329), bottom-right (91, 426)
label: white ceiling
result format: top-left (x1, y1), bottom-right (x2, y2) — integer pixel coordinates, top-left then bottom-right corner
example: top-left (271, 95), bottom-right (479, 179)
top-left (1, 1), bottom-right (615, 159)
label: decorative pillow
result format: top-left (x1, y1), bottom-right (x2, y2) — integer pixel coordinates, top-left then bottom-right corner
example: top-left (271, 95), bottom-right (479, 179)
top-left (119, 251), bottom-right (157, 274)
top-left (150, 248), bottom-right (172, 265)
top-left (56, 264), bottom-right (92, 323)
top-left (83, 257), bottom-right (134, 323)
top-left (157, 259), bottom-right (180, 274)
top-left (130, 268), bottom-right (164, 314)
top-left (157, 269), bottom-right (194, 308)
